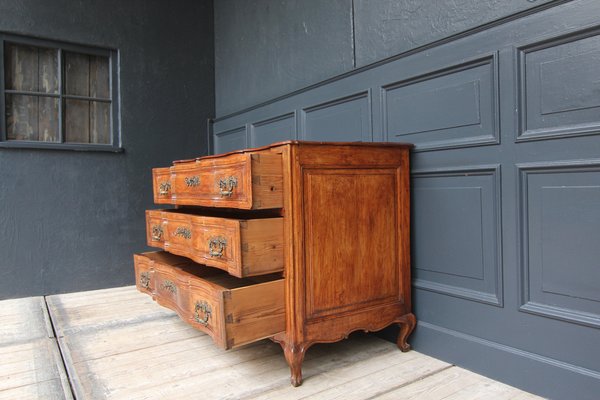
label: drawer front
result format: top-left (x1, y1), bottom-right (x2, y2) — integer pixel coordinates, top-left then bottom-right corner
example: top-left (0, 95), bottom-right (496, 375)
top-left (153, 265), bottom-right (187, 310)
top-left (146, 210), bottom-right (284, 277)
top-left (153, 168), bottom-right (173, 204)
top-left (187, 285), bottom-right (224, 343)
top-left (133, 251), bottom-right (285, 349)
top-left (152, 152), bottom-right (283, 210)
top-left (133, 254), bottom-right (154, 294)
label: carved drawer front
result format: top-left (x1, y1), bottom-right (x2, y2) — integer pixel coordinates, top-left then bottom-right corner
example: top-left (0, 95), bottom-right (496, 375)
top-left (146, 209), bottom-right (284, 278)
top-left (152, 152), bottom-right (283, 210)
top-left (133, 254), bottom-right (155, 294)
top-left (133, 251), bottom-right (285, 349)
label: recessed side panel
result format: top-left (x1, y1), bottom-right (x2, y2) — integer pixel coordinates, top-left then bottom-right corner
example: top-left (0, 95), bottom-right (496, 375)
top-left (383, 55), bottom-right (498, 150)
top-left (251, 113), bottom-right (296, 147)
top-left (412, 166), bottom-right (502, 305)
top-left (302, 167), bottom-right (400, 320)
top-left (214, 126), bottom-right (247, 154)
top-left (518, 31), bottom-right (600, 140)
top-left (302, 92), bottom-right (371, 142)
top-left (519, 163), bottom-right (600, 327)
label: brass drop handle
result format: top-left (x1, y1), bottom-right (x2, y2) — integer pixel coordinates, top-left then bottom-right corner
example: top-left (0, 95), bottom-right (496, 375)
top-left (218, 176), bottom-right (237, 197)
top-left (139, 272), bottom-right (151, 289)
top-left (174, 227), bottom-right (192, 239)
top-left (185, 176), bottom-right (200, 187)
top-left (194, 300), bottom-right (212, 326)
top-left (158, 181), bottom-right (171, 195)
top-left (161, 280), bottom-right (176, 294)
top-left (151, 225), bottom-right (163, 241)
top-left (208, 237), bottom-right (227, 257)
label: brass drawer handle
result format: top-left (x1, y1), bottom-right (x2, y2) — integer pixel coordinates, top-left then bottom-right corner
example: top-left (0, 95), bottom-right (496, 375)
top-left (194, 300), bottom-right (212, 326)
top-left (174, 227), bottom-right (192, 239)
top-left (185, 176), bottom-right (200, 187)
top-left (151, 225), bottom-right (163, 241)
top-left (161, 280), bottom-right (176, 294)
top-left (208, 237), bottom-right (227, 257)
top-left (218, 176), bottom-right (237, 197)
top-left (139, 272), bottom-right (151, 289)
top-left (158, 181), bottom-right (171, 195)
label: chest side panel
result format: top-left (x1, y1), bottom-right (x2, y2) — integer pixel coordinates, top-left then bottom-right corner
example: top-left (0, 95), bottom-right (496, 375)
top-left (303, 167), bottom-right (401, 320)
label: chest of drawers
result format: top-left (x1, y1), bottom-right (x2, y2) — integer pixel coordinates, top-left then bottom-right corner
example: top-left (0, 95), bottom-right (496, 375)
top-left (133, 141), bottom-right (416, 386)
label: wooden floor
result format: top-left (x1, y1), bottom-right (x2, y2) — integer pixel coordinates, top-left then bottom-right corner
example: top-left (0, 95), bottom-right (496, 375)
top-left (0, 286), bottom-right (543, 400)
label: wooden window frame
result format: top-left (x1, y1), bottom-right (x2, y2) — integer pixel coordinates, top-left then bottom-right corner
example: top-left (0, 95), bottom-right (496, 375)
top-left (0, 34), bottom-right (121, 152)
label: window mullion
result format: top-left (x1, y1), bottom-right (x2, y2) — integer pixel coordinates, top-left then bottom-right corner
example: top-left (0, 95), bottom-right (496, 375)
top-left (58, 47), bottom-right (64, 143)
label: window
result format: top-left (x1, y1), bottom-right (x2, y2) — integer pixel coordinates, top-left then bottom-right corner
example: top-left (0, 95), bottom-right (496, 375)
top-left (0, 35), bottom-right (120, 151)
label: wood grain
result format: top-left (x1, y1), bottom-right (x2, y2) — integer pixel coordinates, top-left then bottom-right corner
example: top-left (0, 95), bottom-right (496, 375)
top-left (146, 210), bottom-right (284, 277)
top-left (152, 152), bottom-right (284, 209)
top-left (134, 251), bottom-right (284, 349)
top-left (0, 297), bottom-right (72, 400)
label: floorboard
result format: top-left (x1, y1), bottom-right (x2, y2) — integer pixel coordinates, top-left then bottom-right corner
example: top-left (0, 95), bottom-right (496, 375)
top-left (0, 297), bottom-right (72, 400)
top-left (2, 287), bottom-right (543, 399)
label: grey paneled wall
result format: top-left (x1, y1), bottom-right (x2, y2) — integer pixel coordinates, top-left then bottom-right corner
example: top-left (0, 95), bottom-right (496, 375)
top-left (212, 1), bottom-right (600, 398)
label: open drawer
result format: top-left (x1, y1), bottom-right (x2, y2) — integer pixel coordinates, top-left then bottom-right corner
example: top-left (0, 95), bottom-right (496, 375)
top-left (152, 152), bottom-right (283, 210)
top-left (146, 209), bottom-right (284, 278)
top-left (133, 251), bottom-right (285, 349)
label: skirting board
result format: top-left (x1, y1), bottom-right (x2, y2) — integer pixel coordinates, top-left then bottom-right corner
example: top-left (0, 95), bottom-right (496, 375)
top-left (377, 322), bottom-right (600, 400)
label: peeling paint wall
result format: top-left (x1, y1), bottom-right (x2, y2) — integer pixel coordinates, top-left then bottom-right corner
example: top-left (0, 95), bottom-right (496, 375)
top-left (215, 0), bottom-right (555, 117)
top-left (0, 0), bottom-right (214, 299)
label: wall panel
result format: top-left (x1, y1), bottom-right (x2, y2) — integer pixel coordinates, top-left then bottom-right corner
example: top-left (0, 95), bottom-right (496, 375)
top-left (518, 29), bottom-right (600, 141)
top-left (382, 55), bottom-right (498, 150)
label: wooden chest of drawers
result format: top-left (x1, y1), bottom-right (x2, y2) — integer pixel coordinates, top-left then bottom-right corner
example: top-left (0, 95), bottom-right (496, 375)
top-left (134, 141), bottom-right (416, 386)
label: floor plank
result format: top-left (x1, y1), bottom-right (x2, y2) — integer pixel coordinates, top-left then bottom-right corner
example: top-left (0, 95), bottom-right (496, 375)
top-left (0, 297), bottom-right (72, 400)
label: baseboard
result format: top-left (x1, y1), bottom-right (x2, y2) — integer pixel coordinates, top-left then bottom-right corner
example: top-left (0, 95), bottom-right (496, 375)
top-left (381, 321), bottom-right (600, 400)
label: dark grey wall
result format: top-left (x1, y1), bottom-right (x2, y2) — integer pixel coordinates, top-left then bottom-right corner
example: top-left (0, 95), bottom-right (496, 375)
top-left (0, 0), bottom-right (214, 299)
top-left (211, 1), bottom-right (600, 398)
top-left (214, 0), bottom-right (553, 117)
top-left (214, 0), bottom-right (354, 117)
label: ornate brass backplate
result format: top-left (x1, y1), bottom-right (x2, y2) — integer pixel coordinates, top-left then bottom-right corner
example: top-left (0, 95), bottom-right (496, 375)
top-left (185, 176), bottom-right (200, 187)
top-left (194, 300), bottom-right (212, 326)
top-left (218, 176), bottom-right (238, 197)
top-left (174, 226), bottom-right (192, 239)
top-left (208, 236), bottom-right (227, 257)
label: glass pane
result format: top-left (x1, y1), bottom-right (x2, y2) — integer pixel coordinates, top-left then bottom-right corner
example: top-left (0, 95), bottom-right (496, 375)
top-left (64, 52), bottom-right (90, 96)
top-left (64, 99), bottom-right (90, 143)
top-left (4, 43), bottom-right (58, 93)
top-left (38, 97), bottom-right (60, 142)
top-left (90, 55), bottom-right (110, 99)
top-left (90, 101), bottom-right (110, 144)
top-left (6, 94), bottom-right (38, 140)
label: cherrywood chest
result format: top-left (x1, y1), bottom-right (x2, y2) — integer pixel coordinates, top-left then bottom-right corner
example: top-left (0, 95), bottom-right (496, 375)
top-left (133, 141), bottom-right (416, 386)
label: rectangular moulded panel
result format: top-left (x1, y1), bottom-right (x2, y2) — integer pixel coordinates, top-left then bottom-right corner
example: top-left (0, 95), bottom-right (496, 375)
top-left (214, 126), bottom-right (247, 154)
top-left (302, 92), bottom-right (371, 142)
top-left (303, 167), bottom-right (400, 319)
top-left (251, 113), bottom-right (296, 147)
top-left (383, 56), bottom-right (498, 150)
top-left (519, 163), bottom-right (600, 327)
top-left (518, 31), bottom-right (600, 140)
top-left (412, 166), bottom-right (502, 305)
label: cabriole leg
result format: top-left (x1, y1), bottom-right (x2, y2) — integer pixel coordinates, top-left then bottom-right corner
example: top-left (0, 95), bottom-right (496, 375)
top-left (280, 342), bottom-right (307, 387)
top-left (397, 313), bottom-right (416, 352)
